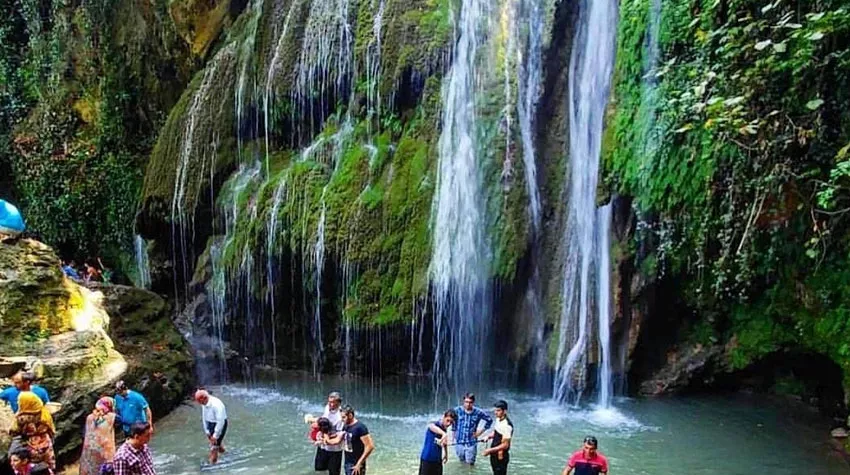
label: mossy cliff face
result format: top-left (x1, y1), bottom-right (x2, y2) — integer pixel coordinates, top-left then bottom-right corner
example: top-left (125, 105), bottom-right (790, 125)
top-left (135, 0), bottom-right (575, 374)
top-left (0, 239), bottom-right (193, 467)
top-left (604, 0), bottom-right (850, 404)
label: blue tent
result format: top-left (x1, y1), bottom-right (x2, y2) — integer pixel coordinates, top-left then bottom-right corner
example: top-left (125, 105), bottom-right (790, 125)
top-left (0, 199), bottom-right (26, 235)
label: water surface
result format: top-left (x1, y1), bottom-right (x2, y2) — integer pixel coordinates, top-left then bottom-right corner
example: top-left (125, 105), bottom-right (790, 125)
top-left (150, 375), bottom-right (849, 474)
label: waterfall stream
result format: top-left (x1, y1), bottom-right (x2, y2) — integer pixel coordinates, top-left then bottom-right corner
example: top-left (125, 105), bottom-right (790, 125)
top-left (430, 0), bottom-right (493, 396)
top-left (553, 0), bottom-right (618, 406)
top-left (134, 234), bottom-right (151, 289)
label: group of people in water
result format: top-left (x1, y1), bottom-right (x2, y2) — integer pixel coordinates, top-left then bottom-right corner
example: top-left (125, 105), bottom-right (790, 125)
top-left (303, 390), bottom-right (610, 475)
top-left (4, 377), bottom-right (611, 475)
top-left (1, 374), bottom-right (157, 475)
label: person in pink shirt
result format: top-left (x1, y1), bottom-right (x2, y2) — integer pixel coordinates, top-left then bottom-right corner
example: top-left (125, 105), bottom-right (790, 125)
top-left (9, 445), bottom-right (34, 475)
top-left (562, 436), bottom-right (609, 475)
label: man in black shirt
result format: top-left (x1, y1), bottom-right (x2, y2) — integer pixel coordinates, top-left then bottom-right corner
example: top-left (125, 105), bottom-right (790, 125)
top-left (328, 405), bottom-right (375, 475)
top-left (482, 400), bottom-right (513, 475)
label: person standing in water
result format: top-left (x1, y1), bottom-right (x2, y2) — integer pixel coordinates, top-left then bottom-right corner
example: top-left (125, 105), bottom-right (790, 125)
top-left (306, 391), bottom-right (345, 475)
top-left (562, 436), bottom-right (609, 475)
top-left (452, 392), bottom-right (492, 466)
top-left (325, 405), bottom-right (375, 475)
top-left (481, 400), bottom-right (513, 475)
top-left (418, 409), bottom-right (457, 475)
top-left (194, 389), bottom-right (228, 465)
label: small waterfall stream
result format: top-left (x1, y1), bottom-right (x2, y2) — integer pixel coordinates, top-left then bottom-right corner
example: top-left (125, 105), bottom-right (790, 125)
top-left (430, 0), bottom-right (493, 395)
top-left (134, 234), bottom-right (151, 289)
top-left (553, 0), bottom-right (618, 406)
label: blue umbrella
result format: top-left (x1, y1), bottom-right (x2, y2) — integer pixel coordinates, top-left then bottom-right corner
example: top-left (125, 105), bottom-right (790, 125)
top-left (0, 199), bottom-right (26, 235)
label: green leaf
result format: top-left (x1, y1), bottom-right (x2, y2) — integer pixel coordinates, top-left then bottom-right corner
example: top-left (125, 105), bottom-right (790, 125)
top-left (772, 41), bottom-right (787, 53)
top-left (808, 31), bottom-right (825, 40)
top-left (755, 40), bottom-right (772, 50)
top-left (806, 99), bottom-right (824, 110)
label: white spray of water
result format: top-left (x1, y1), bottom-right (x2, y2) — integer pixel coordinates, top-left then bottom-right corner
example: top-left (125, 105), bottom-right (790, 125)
top-left (430, 0), bottom-right (493, 395)
top-left (134, 234), bottom-right (151, 289)
top-left (553, 0), bottom-right (618, 407)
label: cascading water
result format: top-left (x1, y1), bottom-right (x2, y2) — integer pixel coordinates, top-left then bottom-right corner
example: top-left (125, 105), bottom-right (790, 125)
top-left (134, 234), bottom-right (151, 289)
top-left (170, 45), bottom-right (236, 302)
top-left (512, 0), bottom-right (547, 387)
top-left (596, 203), bottom-right (613, 404)
top-left (294, 0), bottom-right (354, 134)
top-left (262, 0), bottom-right (298, 166)
top-left (553, 0), bottom-right (618, 407)
top-left (430, 0), bottom-right (493, 396)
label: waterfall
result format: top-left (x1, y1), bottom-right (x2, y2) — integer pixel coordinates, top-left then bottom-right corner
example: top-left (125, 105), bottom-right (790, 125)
top-left (235, 0), bottom-right (264, 161)
top-left (430, 0), bottom-right (492, 395)
top-left (596, 203), bottom-right (613, 404)
top-left (170, 45), bottom-right (236, 302)
top-left (134, 234), bottom-right (151, 289)
top-left (553, 0), bottom-right (618, 406)
top-left (365, 0), bottom-right (386, 125)
top-left (263, 0), bottom-right (298, 166)
top-left (265, 174), bottom-right (288, 367)
top-left (313, 204), bottom-right (327, 375)
top-left (513, 0), bottom-right (546, 387)
top-left (294, 0), bottom-right (354, 132)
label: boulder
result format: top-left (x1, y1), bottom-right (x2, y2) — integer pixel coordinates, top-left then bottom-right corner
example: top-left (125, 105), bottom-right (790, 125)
top-left (639, 343), bottom-right (729, 395)
top-left (0, 239), bottom-right (193, 468)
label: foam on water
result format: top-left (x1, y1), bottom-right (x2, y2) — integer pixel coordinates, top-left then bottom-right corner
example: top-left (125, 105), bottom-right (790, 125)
top-left (528, 399), bottom-right (653, 435)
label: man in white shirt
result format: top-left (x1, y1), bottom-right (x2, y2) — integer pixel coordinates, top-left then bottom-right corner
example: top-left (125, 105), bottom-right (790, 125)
top-left (194, 389), bottom-right (228, 465)
top-left (306, 391), bottom-right (345, 475)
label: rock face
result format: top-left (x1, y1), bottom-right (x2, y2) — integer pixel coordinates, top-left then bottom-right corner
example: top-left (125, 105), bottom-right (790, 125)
top-left (0, 239), bottom-right (193, 467)
top-left (0, 239), bottom-right (106, 352)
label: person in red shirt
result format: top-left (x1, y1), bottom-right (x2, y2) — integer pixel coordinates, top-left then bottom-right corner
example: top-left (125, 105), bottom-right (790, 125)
top-left (562, 436), bottom-right (609, 475)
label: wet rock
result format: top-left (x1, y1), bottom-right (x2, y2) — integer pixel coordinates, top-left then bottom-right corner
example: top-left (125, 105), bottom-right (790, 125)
top-left (639, 343), bottom-right (728, 395)
top-left (0, 240), bottom-right (193, 468)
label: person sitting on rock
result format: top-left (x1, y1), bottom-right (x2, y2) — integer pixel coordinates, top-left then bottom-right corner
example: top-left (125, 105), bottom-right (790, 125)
top-left (11, 392), bottom-right (56, 470)
top-left (1, 372), bottom-right (50, 413)
top-left (114, 381), bottom-right (153, 437)
top-left (61, 260), bottom-right (81, 281)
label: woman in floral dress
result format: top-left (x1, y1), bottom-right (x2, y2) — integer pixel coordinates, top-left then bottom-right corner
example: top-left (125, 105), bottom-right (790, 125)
top-left (80, 397), bottom-right (117, 475)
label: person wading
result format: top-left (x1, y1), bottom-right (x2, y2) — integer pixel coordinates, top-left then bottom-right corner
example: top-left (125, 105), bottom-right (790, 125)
top-left (325, 405), bottom-right (375, 475)
top-left (305, 391), bottom-right (345, 475)
top-left (482, 400), bottom-right (513, 475)
top-left (562, 436), bottom-right (609, 475)
top-left (194, 390), bottom-right (228, 465)
top-left (452, 392), bottom-right (492, 466)
top-left (418, 409), bottom-right (457, 475)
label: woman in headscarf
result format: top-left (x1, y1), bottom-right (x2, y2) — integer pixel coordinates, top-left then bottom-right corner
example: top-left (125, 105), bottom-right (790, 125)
top-left (11, 391), bottom-right (56, 470)
top-left (80, 397), bottom-right (117, 475)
